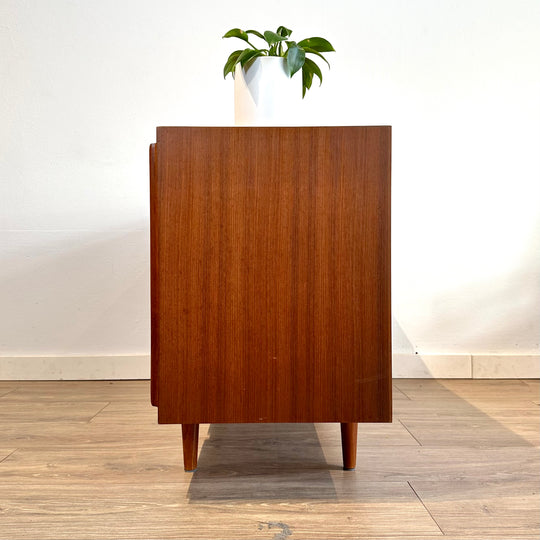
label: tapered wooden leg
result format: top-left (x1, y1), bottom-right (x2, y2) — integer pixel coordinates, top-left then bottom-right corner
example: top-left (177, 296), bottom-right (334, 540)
top-left (181, 423), bottom-right (199, 472)
top-left (340, 422), bottom-right (358, 470)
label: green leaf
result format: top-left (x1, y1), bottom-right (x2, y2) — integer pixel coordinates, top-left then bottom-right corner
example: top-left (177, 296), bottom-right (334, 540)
top-left (302, 65), bottom-right (314, 98)
top-left (297, 37), bottom-right (335, 53)
top-left (302, 46), bottom-right (331, 69)
top-left (303, 57), bottom-right (323, 85)
top-left (246, 29), bottom-right (265, 40)
top-left (276, 26), bottom-right (292, 38)
top-left (237, 48), bottom-right (264, 67)
top-left (223, 49), bottom-right (244, 78)
top-left (286, 43), bottom-right (305, 77)
top-left (264, 30), bottom-right (287, 46)
top-left (223, 28), bottom-right (250, 42)
top-left (222, 27), bottom-right (335, 94)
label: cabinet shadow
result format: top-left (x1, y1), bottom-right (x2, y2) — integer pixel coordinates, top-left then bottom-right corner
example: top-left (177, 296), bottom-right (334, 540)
top-left (187, 422), bottom-right (340, 502)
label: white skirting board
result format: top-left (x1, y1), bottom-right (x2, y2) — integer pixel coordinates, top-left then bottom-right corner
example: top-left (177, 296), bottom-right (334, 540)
top-left (392, 353), bottom-right (540, 379)
top-left (0, 354), bottom-right (538, 380)
top-left (0, 356), bottom-right (151, 380)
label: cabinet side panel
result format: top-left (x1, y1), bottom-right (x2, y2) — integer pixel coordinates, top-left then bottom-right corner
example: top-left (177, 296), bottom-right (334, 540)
top-left (155, 127), bottom-right (391, 423)
top-left (354, 126), bottom-right (392, 422)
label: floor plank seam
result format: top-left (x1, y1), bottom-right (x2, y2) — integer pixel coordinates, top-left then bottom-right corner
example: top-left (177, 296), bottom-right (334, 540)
top-left (0, 448), bottom-right (18, 465)
top-left (393, 386), bottom-right (412, 401)
top-left (407, 480), bottom-right (446, 536)
top-left (88, 402), bottom-right (112, 423)
top-left (393, 385), bottom-right (414, 401)
top-left (397, 419), bottom-right (423, 446)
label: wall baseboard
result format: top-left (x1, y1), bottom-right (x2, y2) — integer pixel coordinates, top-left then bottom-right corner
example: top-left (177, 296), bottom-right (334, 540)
top-left (393, 354), bottom-right (472, 378)
top-left (0, 355), bottom-right (150, 380)
top-left (0, 354), bottom-right (537, 380)
top-left (392, 353), bottom-right (539, 379)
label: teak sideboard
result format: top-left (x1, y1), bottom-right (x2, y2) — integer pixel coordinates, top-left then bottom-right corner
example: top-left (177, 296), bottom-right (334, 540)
top-left (150, 126), bottom-right (391, 471)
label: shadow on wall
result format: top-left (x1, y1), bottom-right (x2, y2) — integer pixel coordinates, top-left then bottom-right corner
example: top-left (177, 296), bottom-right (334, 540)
top-left (0, 224), bottom-right (150, 356)
top-left (392, 316), bottom-right (416, 356)
top-left (392, 317), bottom-right (432, 377)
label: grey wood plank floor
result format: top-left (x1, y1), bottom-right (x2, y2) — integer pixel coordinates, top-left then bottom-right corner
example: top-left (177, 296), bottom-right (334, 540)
top-left (0, 379), bottom-right (538, 540)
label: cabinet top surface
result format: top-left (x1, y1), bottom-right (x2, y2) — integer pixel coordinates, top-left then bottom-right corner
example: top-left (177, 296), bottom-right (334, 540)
top-left (156, 125), bottom-right (391, 129)
top-left (155, 125), bottom-right (392, 142)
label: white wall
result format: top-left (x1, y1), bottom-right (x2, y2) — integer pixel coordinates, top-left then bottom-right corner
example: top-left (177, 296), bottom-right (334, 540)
top-left (1, 0), bottom-right (539, 378)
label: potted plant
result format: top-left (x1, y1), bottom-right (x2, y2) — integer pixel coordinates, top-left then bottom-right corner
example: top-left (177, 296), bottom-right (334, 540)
top-left (223, 26), bottom-right (335, 125)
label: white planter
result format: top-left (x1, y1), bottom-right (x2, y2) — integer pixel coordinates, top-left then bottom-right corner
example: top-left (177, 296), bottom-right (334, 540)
top-left (234, 56), bottom-right (303, 126)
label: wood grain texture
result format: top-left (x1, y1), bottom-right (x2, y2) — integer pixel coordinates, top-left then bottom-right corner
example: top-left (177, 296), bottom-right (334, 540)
top-left (0, 448), bottom-right (16, 464)
top-left (0, 386), bottom-right (16, 398)
top-left (151, 127), bottom-right (392, 424)
top-left (0, 401), bottom-right (108, 423)
top-left (394, 379), bottom-right (540, 446)
top-left (0, 482), bottom-right (443, 540)
top-left (0, 380), bottom-right (539, 539)
top-left (410, 480), bottom-right (540, 537)
top-left (0, 380), bottom-right (146, 401)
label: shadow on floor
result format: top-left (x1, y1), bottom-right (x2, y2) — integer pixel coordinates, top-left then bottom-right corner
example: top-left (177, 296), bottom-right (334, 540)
top-left (186, 377), bottom-right (537, 503)
top-left (187, 422), bottom-right (341, 501)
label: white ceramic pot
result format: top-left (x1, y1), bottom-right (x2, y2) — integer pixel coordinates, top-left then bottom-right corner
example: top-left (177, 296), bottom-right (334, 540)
top-left (234, 56), bottom-right (303, 126)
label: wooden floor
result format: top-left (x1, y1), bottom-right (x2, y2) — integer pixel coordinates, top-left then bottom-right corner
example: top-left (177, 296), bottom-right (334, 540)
top-left (0, 379), bottom-right (538, 540)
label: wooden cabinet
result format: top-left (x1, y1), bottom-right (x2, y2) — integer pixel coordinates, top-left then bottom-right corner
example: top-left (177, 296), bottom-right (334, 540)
top-left (150, 127), bottom-right (391, 471)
